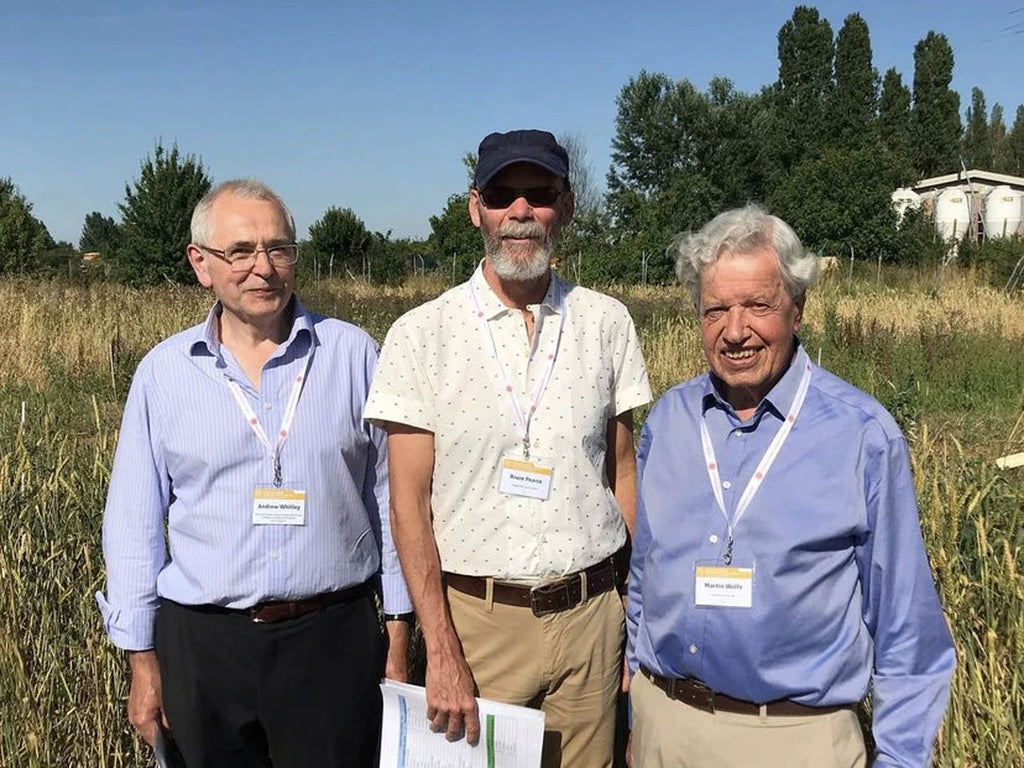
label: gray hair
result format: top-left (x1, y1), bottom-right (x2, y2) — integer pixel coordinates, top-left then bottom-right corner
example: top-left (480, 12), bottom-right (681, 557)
top-left (190, 179), bottom-right (296, 245)
top-left (670, 204), bottom-right (819, 307)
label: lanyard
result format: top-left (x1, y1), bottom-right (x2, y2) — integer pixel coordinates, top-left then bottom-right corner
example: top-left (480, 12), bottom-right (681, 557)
top-left (468, 277), bottom-right (566, 459)
top-left (699, 349), bottom-right (813, 564)
top-left (224, 347), bottom-right (314, 487)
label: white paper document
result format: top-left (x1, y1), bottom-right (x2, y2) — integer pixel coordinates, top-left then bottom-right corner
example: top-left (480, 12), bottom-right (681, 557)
top-left (379, 680), bottom-right (545, 768)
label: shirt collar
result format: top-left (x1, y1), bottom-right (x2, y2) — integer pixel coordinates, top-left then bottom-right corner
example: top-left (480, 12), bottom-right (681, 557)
top-left (702, 338), bottom-right (808, 421)
top-left (187, 297), bottom-right (315, 358)
top-left (469, 260), bottom-right (563, 320)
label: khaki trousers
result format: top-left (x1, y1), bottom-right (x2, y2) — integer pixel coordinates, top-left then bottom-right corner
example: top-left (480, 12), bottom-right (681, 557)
top-left (631, 669), bottom-right (866, 768)
top-left (446, 584), bottom-right (624, 768)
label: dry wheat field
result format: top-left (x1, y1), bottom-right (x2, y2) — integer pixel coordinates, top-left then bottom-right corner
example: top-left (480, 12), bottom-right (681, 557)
top-left (0, 269), bottom-right (1021, 767)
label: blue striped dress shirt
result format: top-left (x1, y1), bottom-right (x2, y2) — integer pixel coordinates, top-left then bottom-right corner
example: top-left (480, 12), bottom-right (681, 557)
top-left (628, 344), bottom-right (954, 768)
top-left (96, 300), bottom-right (411, 651)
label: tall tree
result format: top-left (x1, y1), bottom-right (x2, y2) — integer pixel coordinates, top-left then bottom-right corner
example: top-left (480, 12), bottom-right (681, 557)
top-left (79, 211), bottom-right (121, 257)
top-left (306, 206), bottom-right (372, 278)
top-left (910, 32), bottom-right (961, 176)
top-left (606, 72), bottom-right (716, 240)
top-left (1006, 106), bottom-right (1024, 176)
top-left (829, 13), bottom-right (878, 148)
top-left (607, 71), bottom-right (709, 198)
top-left (0, 177), bottom-right (50, 274)
top-left (878, 68), bottom-right (913, 161)
top-left (776, 6), bottom-right (835, 166)
top-left (989, 104), bottom-right (1013, 173)
top-left (703, 79), bottom-right (776, 205)
top-left (962, 87), bottom-right (993, 169)
top-left (116, 143), bottom-right (211, 285)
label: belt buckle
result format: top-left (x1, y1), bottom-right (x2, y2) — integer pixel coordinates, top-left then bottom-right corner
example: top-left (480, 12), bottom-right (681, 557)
top-left (530, 579), bottom-right (570, 617)
top-left (249, 605), bottom-right (267, 623)
top-left (684, 678), bottom-right (715, 714)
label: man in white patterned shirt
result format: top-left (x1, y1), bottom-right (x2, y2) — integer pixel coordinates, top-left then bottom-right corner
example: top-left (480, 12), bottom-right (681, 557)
top-left (365, 129), bottom-right (652, 768)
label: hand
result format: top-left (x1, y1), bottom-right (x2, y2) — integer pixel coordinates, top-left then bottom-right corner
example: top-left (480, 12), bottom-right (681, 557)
top-left (127, 650), bottom-right (170, 747)
top-left (425, 638), bottom-right (480, 744)
top-left (384, 619), bottom-right (412, 682)
top-left (625, 731), bottom-right (633, 767)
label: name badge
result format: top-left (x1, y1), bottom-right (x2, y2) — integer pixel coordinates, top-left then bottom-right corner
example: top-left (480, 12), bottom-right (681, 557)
top-left (252, 487), bottom-right (306, 525)
top-left (499, 456), bottom-right (553, 500)
top-left (694, 565), bottom-right (753, 608)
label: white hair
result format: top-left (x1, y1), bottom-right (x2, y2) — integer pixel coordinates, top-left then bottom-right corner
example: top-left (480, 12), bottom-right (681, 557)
top-left (190, 179), bottom-right (296, 245)
top-left (670, 204), bottom-right (819, 306)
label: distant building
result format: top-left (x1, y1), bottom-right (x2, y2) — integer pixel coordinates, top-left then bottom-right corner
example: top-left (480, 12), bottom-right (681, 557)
top-left (893, 170), bottom-right (1024, 242)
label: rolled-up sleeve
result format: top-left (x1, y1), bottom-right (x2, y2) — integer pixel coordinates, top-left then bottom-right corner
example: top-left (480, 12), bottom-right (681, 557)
top-left (95, 361), bottom-right (171, 651)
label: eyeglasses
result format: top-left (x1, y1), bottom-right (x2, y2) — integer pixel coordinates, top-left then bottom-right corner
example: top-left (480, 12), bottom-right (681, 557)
top-left (199, 243), bottom-right (299, 273)
top-left (477, 185), bottom-right (562, 209)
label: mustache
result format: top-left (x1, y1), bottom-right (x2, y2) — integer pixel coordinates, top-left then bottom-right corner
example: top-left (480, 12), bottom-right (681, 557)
top-left (498, 222), bottom-right (545, 239)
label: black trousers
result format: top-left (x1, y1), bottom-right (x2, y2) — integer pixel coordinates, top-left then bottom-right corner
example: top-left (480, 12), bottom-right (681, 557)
top-left (155, 589), bottom-right (384, 768)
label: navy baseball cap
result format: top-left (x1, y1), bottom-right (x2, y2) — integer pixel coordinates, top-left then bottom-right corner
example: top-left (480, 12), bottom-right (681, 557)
top-left (474, 130), bottom-right (570, 189)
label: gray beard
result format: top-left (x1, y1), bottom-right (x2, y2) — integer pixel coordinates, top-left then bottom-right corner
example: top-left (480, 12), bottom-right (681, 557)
top-left (483, 222), bottom-right (557, 282)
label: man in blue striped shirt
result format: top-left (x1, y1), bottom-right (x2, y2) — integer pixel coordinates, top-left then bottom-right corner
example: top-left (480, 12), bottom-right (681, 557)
top-left (96, 179), bottom-right (412, 767)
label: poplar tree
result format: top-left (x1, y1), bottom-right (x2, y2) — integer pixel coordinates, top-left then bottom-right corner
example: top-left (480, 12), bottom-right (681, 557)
top-left (990, 104), bottom-right (1013, 174)
top-left (775, 6), bottom-right (834, 166)
top-left (829, 13), bottom-right (877, 148)
top-left (116, 143), bottom-right (212, 285)
top-left (1006, 106), bottom-right (1024, 176)
top-left (879, 68), bottom-right (912, 161)
top-left (910, 32), bottom-right (961, 177)
top-left (962, 87), bottom-right (993, 169)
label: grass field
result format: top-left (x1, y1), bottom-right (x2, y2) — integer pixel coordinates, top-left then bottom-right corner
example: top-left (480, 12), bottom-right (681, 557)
top-left (0, 267), bottom-right (1021, 767)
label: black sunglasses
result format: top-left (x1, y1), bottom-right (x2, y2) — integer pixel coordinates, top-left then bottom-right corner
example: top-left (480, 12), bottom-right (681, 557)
top-left (478, 185), bottom-right (562, 209)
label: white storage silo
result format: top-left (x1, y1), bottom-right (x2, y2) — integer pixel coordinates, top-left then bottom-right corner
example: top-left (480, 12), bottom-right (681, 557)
top-left (983, 186), bottom-right (1023, 239)
top-left (935, 187), bottom-right (971, 241)
top-left (891, 188), bottom-right (922, 226)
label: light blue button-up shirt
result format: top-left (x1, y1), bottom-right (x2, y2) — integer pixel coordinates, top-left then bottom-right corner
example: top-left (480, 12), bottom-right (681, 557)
top-left (97, 300), bottom-right (411, 651)
top-left (627, 343), bottom-right (954, 768)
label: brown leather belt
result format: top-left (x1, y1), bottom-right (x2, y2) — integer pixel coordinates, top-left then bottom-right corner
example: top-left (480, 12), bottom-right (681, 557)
top-left (640, 667), bottom-right (850, 717)
top-left (176, 582), bottom-right (371, 624)
top-left (445, 557), bottom-right (618, 617)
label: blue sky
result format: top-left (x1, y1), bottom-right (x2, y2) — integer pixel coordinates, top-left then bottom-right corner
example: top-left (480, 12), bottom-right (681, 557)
top-left (3, 0), bottom-right (1022, 245)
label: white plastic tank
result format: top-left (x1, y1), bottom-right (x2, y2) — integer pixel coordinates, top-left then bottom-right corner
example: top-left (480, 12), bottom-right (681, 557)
top-left (891, 188), bottom-right (922, 226)
top-left (935, 187), bottom-right (971, 241)
top-left (983, 186), bottom-right (1023, 239)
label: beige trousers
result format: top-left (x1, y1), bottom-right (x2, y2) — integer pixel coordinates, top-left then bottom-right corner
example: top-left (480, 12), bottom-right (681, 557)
top-left (631, 669), bottom-right (867, 768)
top-left (446, 584), bottom-right (624, 768)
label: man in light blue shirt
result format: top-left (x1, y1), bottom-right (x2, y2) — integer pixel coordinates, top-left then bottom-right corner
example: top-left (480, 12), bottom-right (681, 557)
top-left (96, 179), bottom-right (412, 767)
top-left (626, 205), bottom-right (953, 768)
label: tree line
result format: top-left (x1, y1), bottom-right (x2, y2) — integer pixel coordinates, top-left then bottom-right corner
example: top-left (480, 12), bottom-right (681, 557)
top-left (2, 5), bottom-right (1022, 286)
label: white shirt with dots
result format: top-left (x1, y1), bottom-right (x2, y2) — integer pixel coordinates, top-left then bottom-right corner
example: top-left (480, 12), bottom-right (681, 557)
top-left (365, 263), bottom-right (652, 580)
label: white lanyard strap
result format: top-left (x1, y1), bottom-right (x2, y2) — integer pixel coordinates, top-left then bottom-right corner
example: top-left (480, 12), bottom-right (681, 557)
top-left (700, 349), bottom-right (813, 563)
top-left (225, 346), bottom-right (314, 487)
top-left (469, 277), bottom-right (566, 459)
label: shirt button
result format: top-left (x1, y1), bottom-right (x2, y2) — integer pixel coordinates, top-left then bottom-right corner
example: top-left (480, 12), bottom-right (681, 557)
top-left (709, 534), bottom-right (719, 544)
top-left (271, 551), bottom-right (281, 560)
top-left (733, 429), bottom-right (742, 437)
top-left (722, 480), bottom-right (732, 489)
top-left (263, 402), bottom-right (273, 410)
top-left (689, 644), bottom-right (698, 654)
